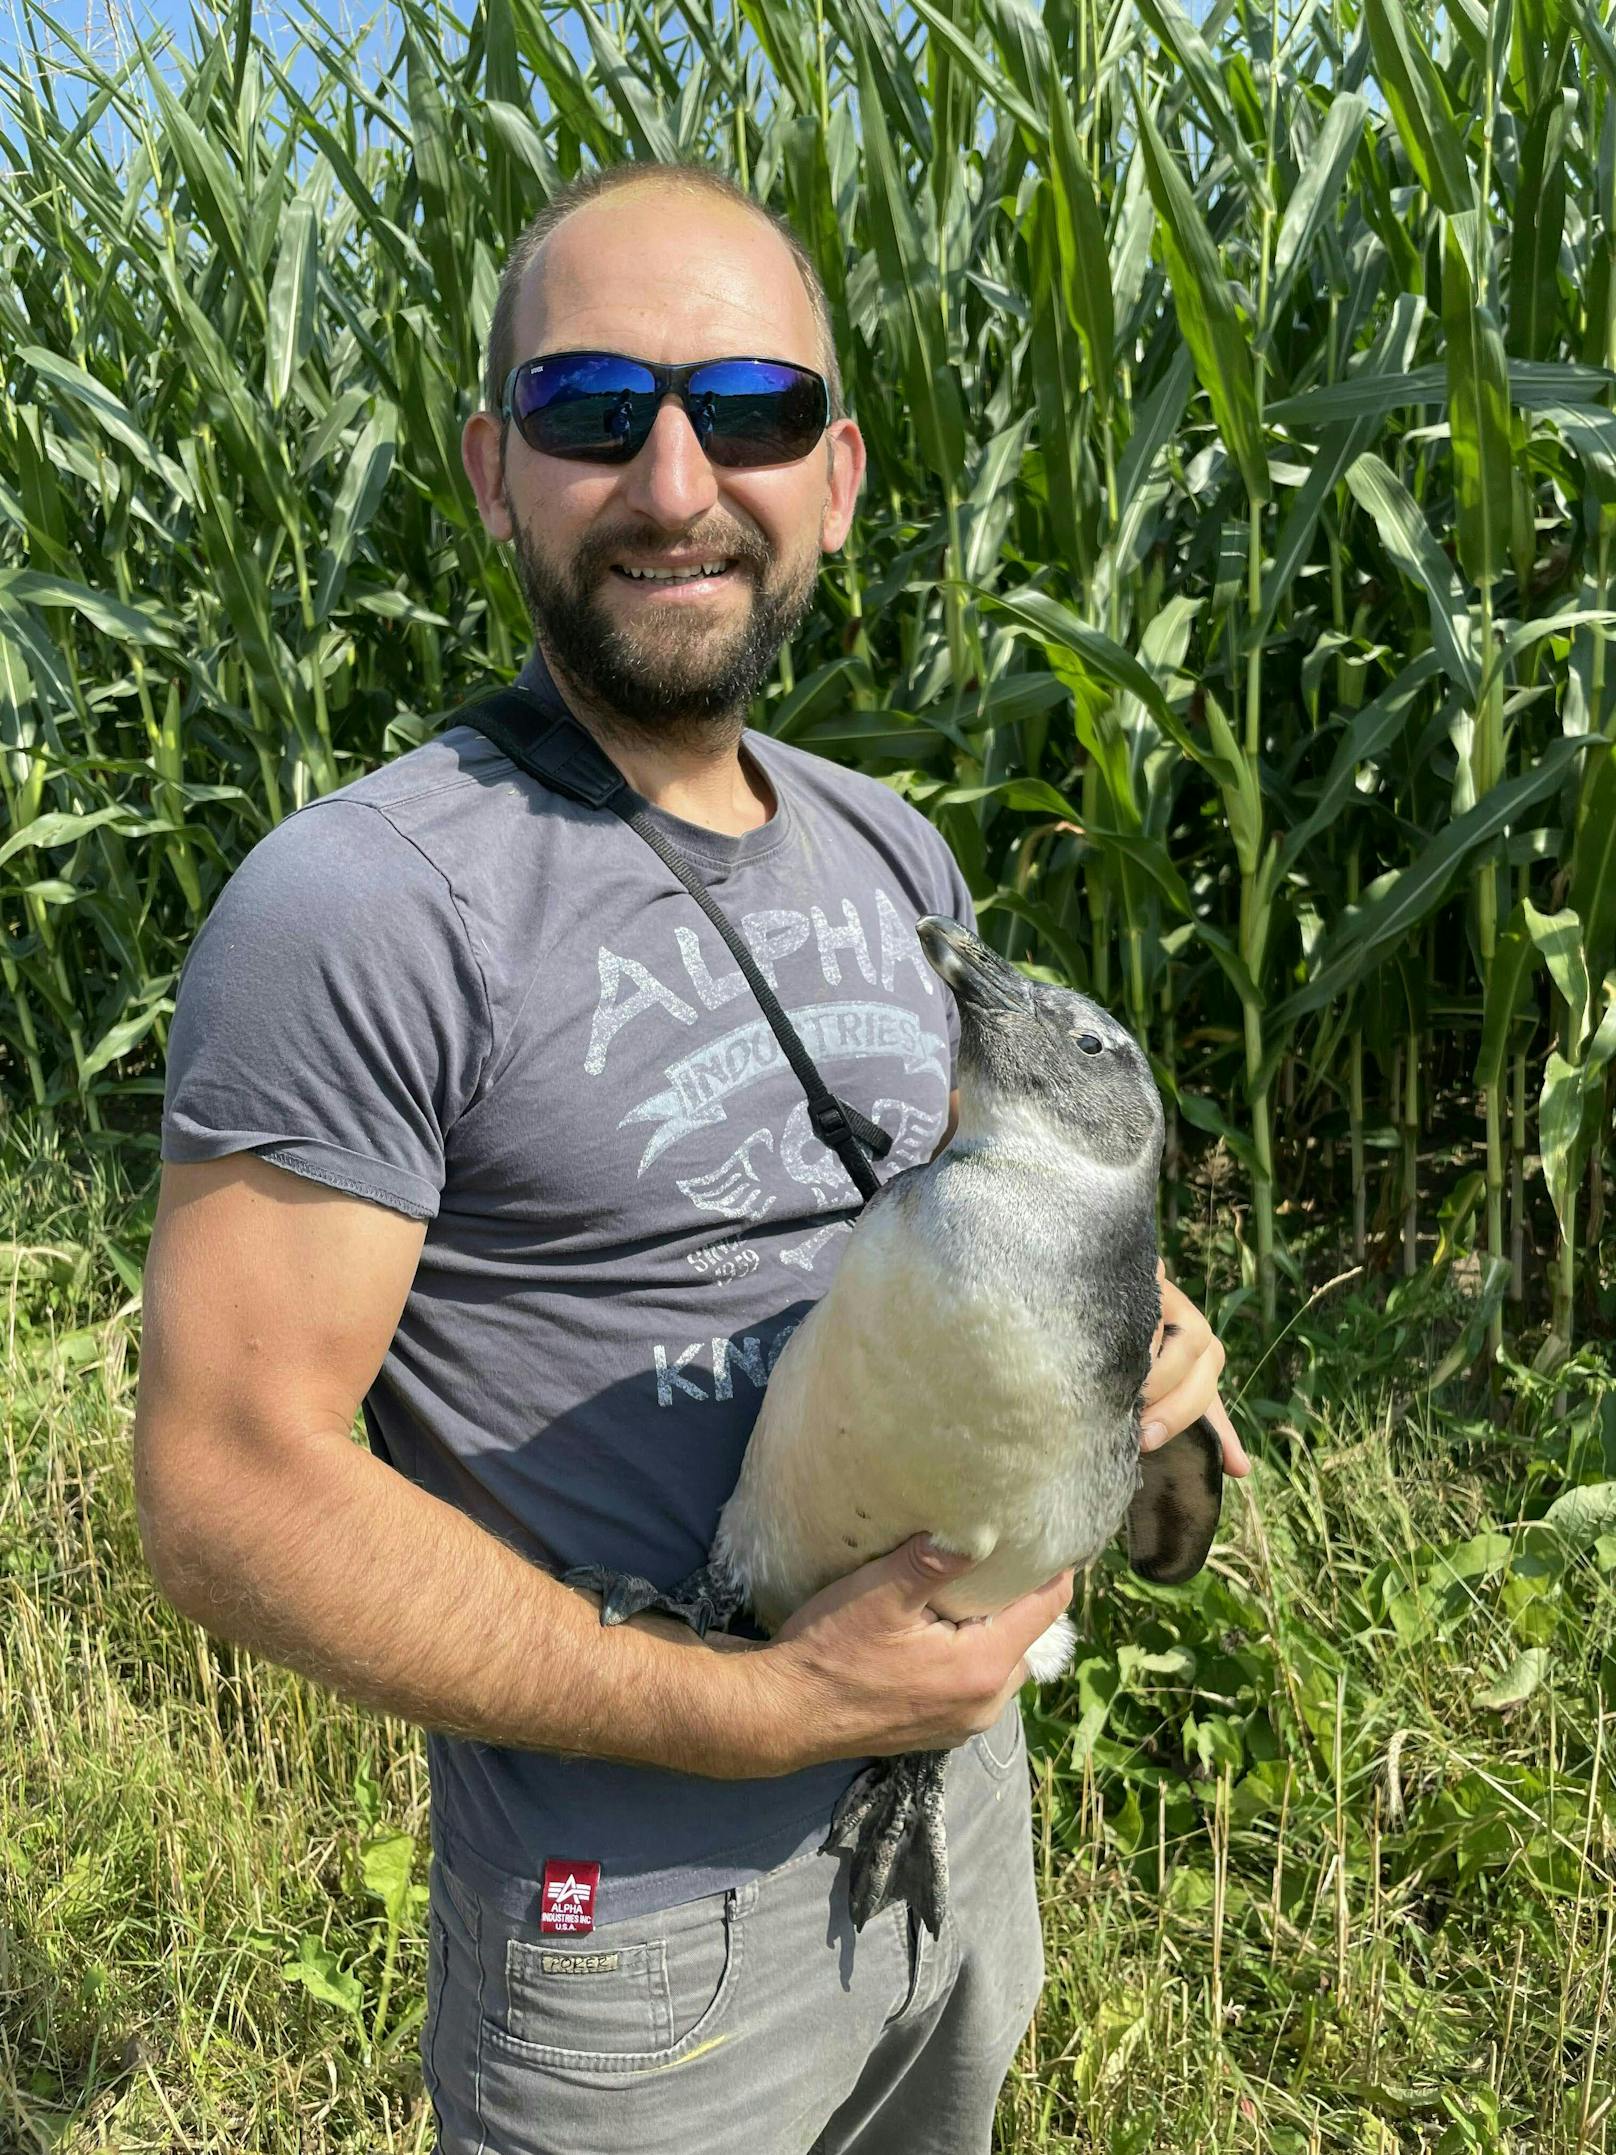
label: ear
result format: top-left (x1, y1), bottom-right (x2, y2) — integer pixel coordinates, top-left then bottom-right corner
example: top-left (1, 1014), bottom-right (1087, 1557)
top-left (462, 408), bottom-right (515, 542)
top-left (818, 417), bottom-right (866, 552)
top-left (1125, 1416), bottom-right (1223, 1585)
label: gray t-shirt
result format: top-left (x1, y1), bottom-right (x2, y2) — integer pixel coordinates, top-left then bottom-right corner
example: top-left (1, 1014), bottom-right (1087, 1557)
top-left (162, 648), bottom-right (977, 1923)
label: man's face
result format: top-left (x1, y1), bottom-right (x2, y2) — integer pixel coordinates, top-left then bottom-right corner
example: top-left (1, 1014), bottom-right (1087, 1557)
top-left (463, 186), bottom-right (865, 736)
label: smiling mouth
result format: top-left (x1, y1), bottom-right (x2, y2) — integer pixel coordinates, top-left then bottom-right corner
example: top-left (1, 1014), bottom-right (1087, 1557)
top-left (610, 559), bottom-right (738, 584)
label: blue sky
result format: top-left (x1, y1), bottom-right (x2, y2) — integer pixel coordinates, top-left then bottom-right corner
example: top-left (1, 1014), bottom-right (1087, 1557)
top-left (0, 0), bottom-right (1233, 166)
top-left (0, 0), bottom-right (600, 114)
top-left (0, 0), bottom-right (642, 190)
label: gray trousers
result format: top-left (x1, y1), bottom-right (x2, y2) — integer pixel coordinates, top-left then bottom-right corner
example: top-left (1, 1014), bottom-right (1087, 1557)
top-left (422, 1698), bottom-right (1045, 2154)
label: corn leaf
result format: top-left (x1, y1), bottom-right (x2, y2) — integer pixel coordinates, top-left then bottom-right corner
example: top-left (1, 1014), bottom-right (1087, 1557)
top-left (1443, 215), bottom-right (1513, 590)
top-left (1364, 0), bottom-right (1475, 214)
top-left (1509, 89), bottom-right (1575, 361)
top-left (856, 42), bottom-right (966, 484)
top-left (1276, 735), bottom-right (1604, 1022)
top-left (1133, 0), bottom-right (1267, 203)
top-left (1521, 899), bottom-right (1591, 1051)
top-left (1133, 91), bottom-right (1269, 506)
top-left (1046, 65), bottom-right (1114, 413)
top-left (1264, 93), bottom-right (1369, 341)
top-left (1344, 452), bottom-right (1481, 698)
top-left (1476, 899), bottom-right (1538, 1090)
top-left (265, 197), bottom-right (320, 412)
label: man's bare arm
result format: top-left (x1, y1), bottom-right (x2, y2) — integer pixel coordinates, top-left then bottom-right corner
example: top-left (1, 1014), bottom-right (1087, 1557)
top-left (134, 1154), bottom-right (1069, 1780)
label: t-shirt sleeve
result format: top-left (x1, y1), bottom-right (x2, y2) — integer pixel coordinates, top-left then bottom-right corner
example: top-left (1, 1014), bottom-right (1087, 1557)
top-left (161, 799), bottom-right (492, 1221)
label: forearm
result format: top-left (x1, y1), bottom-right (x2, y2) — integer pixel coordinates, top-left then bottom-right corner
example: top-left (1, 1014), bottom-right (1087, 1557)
top-left (135, 1412), bottom-right (794, 1780)
top-left (132, 1153), bottom-right (1068, 1783)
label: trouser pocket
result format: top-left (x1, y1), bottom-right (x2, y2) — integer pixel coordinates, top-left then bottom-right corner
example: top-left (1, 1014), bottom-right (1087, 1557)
top-left (968, 1693), bottom-right (1027, 1779)
top-left (433, 1851), bottom-right (756, 2080)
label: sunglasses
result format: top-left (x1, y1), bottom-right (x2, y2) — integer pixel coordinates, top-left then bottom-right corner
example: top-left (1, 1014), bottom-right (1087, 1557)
top-left (501, 349), bottom-right (832, 470)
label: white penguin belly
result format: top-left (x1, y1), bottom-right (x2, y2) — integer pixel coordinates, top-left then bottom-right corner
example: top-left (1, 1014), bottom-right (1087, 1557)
top-left (713, 1203), bottom-right (1139, 1634)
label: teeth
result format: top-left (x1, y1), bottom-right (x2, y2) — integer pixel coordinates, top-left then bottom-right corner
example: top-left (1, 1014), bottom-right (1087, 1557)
top-left (617, 562), bottom-right (730, 582)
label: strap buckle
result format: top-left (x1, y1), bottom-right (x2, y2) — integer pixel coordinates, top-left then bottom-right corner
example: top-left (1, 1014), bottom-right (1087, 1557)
top-left (810, 1095), bottom-right (893, 1159)
top-left (810, 1096), bottom-right (852, 1147)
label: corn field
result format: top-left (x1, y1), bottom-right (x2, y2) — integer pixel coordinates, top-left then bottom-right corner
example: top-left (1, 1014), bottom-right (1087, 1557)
top-left (1, 0), bottom-right (1614, 1362)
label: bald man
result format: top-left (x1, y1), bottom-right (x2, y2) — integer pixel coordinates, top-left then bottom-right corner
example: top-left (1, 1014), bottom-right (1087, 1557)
top-left (136, 161), bottom-right (1245, 2155)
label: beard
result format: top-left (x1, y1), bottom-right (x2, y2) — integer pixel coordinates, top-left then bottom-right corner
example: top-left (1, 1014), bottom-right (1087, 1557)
top-left (502, 476), bottom-right (819, 744)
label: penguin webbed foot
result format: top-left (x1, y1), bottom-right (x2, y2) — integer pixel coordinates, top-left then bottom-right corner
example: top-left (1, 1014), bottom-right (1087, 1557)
top-left (561, 1559), bottom-right (745, 1641)
top-left (821, 1748), bottom-right (949, 1939)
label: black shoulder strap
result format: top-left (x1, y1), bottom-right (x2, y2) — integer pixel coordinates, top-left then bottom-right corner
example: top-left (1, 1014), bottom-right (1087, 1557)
top-left (456, 685), bottom-right (892, 1204)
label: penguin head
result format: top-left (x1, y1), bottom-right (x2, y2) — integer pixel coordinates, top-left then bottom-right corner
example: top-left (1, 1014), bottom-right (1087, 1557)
top-left (917, 916), bottom-right (1163, 1170)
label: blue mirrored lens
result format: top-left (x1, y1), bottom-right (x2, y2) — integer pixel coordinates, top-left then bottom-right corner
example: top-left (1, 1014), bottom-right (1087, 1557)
top-left (684, 361), bottom-right (828, 464)
top-left (515, 354), bottom-right (659, 457)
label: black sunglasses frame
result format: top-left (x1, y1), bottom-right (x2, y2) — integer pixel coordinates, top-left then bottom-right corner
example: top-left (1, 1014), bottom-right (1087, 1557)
top-left (499, 349), bottom-right (833, 469)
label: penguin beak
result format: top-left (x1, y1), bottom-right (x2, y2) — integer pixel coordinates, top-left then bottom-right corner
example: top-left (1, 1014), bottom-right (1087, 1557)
top-left (916, 916), bottom-right (1031, 1013)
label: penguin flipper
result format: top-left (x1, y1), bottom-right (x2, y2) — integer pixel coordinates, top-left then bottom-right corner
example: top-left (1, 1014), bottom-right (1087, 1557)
top-left (1125, 1415), bottom-right (1224, 1585)
top-left (820, 1749), bottom-right (949, 1938)
top-left (561, 1558), bottom-right (746, 1640)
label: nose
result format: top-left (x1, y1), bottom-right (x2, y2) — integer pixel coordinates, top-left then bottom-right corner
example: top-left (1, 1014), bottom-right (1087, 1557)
top-left (616, 392), bottom-right (720, 526)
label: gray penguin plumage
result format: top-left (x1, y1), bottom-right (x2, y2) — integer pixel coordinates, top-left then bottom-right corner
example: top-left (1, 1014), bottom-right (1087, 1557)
top-left (566, 916), bottom-right (1223, 1935)
top-left (714, 915), bottom-right (1213, 1644)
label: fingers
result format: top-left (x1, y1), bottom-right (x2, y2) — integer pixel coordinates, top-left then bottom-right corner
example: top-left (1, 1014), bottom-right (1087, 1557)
top-left (1150, 1257), bottom-right (1171, 1358)
top-left (771, 1532), bottom-right (978, 1652)
top-left (1203, 1396), bottom-right (1252, 1477)
top-left (1141, 1374), bottom-right (1252, 1479)
top-left (1141, 1333), bottom-right (1227, 1450)
top-left (1144, 1279), bottom-right (1251, 1479)
top-left (875, 1531), bottom-right (982, 1612)
top-left (1143, 1319), bottom-right (1203, 1405)
top-left (975, 1657), bottom-right (1035, 1735)
top-left (975, 1566), bottom-right (1074, 1664)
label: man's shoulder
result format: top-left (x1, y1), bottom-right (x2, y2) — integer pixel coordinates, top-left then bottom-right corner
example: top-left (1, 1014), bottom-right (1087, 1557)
top-left (272, 722), bottom-right (581, 883)
top-left (311, 724), bottom-right (516, 823)
top-left (213, 724), bottom-right (558, 955)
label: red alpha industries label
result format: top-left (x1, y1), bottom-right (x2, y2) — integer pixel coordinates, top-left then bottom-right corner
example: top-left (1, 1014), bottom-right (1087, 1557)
top-left (540, 1859), bottom-right (602, 1936)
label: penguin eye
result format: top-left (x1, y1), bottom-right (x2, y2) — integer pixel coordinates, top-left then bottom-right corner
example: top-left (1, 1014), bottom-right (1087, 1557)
top-left (1076, 1032), bottom-right (1104, 1054)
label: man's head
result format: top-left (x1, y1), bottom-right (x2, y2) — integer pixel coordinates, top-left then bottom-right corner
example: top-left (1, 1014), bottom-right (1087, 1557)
top-left (462, 164), bottom-right (865, 745)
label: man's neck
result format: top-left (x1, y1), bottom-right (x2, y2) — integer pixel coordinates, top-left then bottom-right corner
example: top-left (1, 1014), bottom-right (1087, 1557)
top-left (534, 646), bottom-right (777, 838)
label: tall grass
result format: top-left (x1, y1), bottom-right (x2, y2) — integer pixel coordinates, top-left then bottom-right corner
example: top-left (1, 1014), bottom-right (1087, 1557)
top-left (3, 1144), bottom-right (1614, 2149)
top-left (0, 0), bottom-right (1612, 1361)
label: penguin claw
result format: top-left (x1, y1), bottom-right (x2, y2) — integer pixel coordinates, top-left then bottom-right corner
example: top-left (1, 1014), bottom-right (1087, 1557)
top-left (561, 1560), bottom-right (744, 1640)
top-left (821, 1749), bottom-right (950, 1939)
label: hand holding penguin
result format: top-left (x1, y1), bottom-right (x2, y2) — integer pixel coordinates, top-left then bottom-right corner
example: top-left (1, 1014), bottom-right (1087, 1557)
top-left (564, 916), bottom-right (1225, 1938)
top-left (764, 1532), bottom-right (1078, 1759)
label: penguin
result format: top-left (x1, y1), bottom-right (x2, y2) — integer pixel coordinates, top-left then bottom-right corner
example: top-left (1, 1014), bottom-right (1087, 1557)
top-left (565, 915), bottom-right (1223, 1936)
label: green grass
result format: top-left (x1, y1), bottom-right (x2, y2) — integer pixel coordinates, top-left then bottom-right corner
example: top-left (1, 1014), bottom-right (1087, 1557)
top-left (4, 1136), bottom-right (1613, 2153)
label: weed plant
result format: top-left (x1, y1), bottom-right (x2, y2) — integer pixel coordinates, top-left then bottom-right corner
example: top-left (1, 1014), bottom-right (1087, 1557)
top-left (3, 1138), bottom-right (1613, 2152)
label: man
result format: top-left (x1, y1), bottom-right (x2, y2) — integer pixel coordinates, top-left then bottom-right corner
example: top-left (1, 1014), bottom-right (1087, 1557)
top-left (135, 162), bottom-right (1248, 2153)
